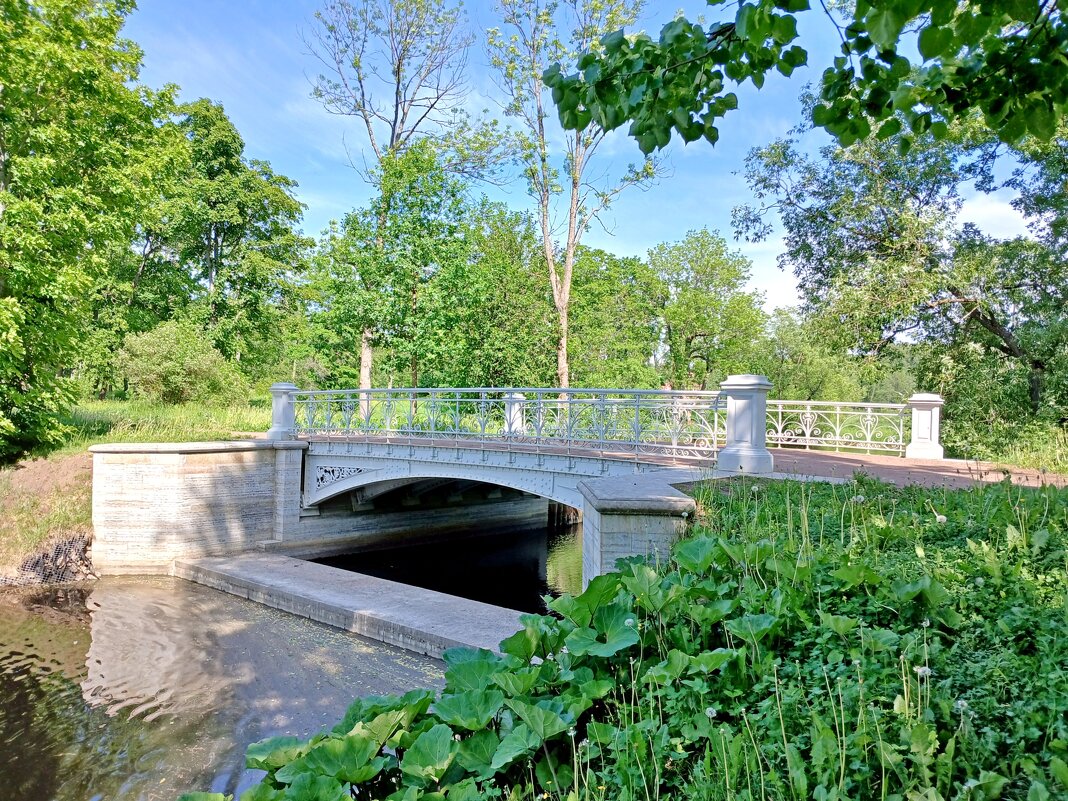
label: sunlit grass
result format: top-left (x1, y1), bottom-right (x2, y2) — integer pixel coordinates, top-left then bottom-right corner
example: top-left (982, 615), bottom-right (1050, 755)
top-left (0, 468), bottom-right (92, 571)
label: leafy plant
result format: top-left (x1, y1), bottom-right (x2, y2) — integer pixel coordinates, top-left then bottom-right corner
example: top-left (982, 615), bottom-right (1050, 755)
top-left (182, 477), bottom-right (1068, 801)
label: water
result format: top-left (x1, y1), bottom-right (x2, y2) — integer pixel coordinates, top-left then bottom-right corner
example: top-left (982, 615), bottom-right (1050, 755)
top-left (0, 576), bottom-right (443, 801)
top-left (315, 523), bottom-right (584, 614)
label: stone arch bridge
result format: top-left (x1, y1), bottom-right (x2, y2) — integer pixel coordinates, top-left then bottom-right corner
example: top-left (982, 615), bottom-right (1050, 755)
top-left (91, 380), bottom-right (943, 585)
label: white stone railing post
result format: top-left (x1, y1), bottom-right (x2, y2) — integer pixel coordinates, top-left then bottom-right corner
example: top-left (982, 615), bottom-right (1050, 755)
top-left (503, 392), bottom-right (526, 437)
top-left (718, 374), bottom-right (774, 474)
top-left (905, 393), bottom-right (944, 460)
top-left (267, 382), bottom-right (298, 440)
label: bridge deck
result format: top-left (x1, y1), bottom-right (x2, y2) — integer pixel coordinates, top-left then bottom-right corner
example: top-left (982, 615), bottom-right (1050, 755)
top-left (301, 434), bottom-right (1066, 488)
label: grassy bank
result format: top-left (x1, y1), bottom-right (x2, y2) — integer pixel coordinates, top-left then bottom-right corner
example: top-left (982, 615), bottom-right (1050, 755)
top-left (0, 400), bottom-right (270, 573)
top-left (191, 475), bottom-right (1068, 801)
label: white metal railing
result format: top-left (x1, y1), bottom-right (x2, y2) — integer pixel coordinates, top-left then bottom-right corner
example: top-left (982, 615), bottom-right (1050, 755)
top-left (766, 399), bottom-right (908, 454)
top-left (267, 381), bottom-right (943, 463)
top-left (290, 387), bottom-right (726, 461)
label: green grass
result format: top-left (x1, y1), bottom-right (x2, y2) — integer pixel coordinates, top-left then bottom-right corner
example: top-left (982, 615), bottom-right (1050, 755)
top-left (0, 469), bottom-right (92, 571)
top-left (52, 398), bottom-right (272, 456)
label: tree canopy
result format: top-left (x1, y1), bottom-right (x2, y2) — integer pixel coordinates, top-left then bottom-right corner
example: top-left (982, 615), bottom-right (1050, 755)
top-left (543, 0), bottom-right (1068, 154)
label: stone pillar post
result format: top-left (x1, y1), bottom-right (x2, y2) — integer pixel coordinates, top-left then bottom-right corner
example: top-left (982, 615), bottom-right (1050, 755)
top-left (717, 374), bottom-right (774, 474)
top-left (503, 393), bottom-right (526, 437)
top-left (267, 382), bottom-right (298, 441)
top-left (905, 393), bottom-right (944, 460)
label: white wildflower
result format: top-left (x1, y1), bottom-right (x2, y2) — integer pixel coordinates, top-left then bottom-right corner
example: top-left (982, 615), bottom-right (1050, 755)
top-left (851, 495), bottom-right (865, 504)
top-left (705, 707), bottom-right (718, 719)
top-left (921, 618), bottom-right (930, 628)
top-left (935, 514), bottom-right (947, 524)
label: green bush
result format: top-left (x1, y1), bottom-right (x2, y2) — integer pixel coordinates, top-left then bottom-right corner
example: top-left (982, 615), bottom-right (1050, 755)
top-left (120, 321), bottom-right (248, 405)
top-left (183, 478), bottom-right (1068, 801)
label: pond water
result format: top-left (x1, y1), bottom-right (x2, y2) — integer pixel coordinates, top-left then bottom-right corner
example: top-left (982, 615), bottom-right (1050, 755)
top-left (315, 523), bottom-right (584, 613)
top-left (0, 576), bottom-right (443, 801)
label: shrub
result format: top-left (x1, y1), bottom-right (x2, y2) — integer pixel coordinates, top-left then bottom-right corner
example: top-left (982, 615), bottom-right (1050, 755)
top-left (183, 478), bottom-right (1068, 801)
top-left (120, 321), bottom-right (248, 405)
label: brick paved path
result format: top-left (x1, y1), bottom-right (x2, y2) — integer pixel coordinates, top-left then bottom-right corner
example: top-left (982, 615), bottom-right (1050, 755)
top-left (773, 449), bottom-right (1067, 489)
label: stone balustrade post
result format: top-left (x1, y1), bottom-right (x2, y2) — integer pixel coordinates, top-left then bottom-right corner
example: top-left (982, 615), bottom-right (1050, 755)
top-left (503, 393), bottom-right (526, 437)
top-left (717, 374), bottom-right (774, 474)
top-left (267, 382), bottom-right (298, 441)
top-left (905, 393), bottom-right (944, 460)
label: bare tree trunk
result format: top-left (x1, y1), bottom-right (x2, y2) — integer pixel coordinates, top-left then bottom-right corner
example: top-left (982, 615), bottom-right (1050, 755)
top-left (359, 326), bottom-right (373, 419)
top-left (556, 304), bottom-right (569, 389)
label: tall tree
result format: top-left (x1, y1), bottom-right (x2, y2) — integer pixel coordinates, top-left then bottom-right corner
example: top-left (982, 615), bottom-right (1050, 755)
top-left (544, 1), bottom-right (1068, 154)
top-left (306, 0), bottom-right (510, 389)
top-left (568, 247), bottom-right (663, 388)
top-left (0, 0), bottom-right (166, 458)
top-left (648, 229), bottom-right (766, 389)
top-left (488, 0), bottom-right (660, 389)
top-left (169, 99), bottom-right (309, 374)
top-left (416, 201), bottom-right (557, 388)
top-left (735, 125), bottom-right (1067, 413)
top-left (312, 142), bottom-right (468, 388)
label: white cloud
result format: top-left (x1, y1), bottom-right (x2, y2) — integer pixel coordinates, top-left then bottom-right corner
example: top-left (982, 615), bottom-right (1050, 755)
top-left (958, 191), bottom-right (1031, 240)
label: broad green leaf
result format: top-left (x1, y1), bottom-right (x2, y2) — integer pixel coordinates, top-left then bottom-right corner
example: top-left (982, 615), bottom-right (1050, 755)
top-left (491, 668), bottom-right (540, 696)
top-left (246, 736), bottom-right (310, 771)
top-left (691, 648), bottom-right (736, 673)
top-left (674, 538), bottom-right (718, 574)
top-left (622, 563), bottom-right (667, 611)
top-left (275, 735), bottom-right (383, 785)
top-left (490, 723), bottom-right (542, 771)
top-left (433, 689), bottom-right (505, 731)
top-left (445, 657), bottom-right (500, 692)
top-left (918, 25), bottom-right (953, 60)
top-left (819, 611), bottom-right (859, 637)
top-left (240, 785), bottom-right (283, 801)
top-left (866, 5), bottom-right (907, 48)
top-left (400, 723), bottom-right (458, 785)
top-left (1050, 756), bottom-right (1068, 788)
top-left (505, 698), bottom-right (572, 740)
top-left (724, 613), bottom-right (778, 644)
top-left (564, 602), bottom-right (640, 657)
top-left (456, 729), bottom-right (500, 778)
top-left (179, 795), bottom-right (230, 801)
top-left (281, 773), bottom-right (349, 801)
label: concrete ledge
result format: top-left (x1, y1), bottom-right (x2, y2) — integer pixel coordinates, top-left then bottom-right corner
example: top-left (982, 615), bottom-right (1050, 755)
top-left (578, 468), bottom-right (705, 516)
top-left (174, 553), bottom-right (524, 659)
top-left (89, 440), bottom-right (308, 454)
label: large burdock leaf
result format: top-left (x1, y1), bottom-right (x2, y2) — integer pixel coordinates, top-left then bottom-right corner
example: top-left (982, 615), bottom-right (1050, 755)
top-left (400, 723), bottom-right (458, 785)
top-left (246, 736), bottom-right (311, 771)
top-left (548, 573), bottom-right (620, 627)
top-left (505, 699), bottom-right (572, 740)
top-left (433, 689), bottom-right (505, 731)
top-left (443, 650), bottom-right (501, 692)
top-left (280, 773), bottom-right (349, 801)
top-left (564, 602), bottom-right (640, 657)
top-left (275, 734), bottom-right (385, 785)
top-left (674, 537), bottom-right (719, 575)
top-left (490, 723), bottom-right (542, 771)
top-left (456, 729), bottom-right (501, 778)
top-left (724, 613), bottom-right (778, 644)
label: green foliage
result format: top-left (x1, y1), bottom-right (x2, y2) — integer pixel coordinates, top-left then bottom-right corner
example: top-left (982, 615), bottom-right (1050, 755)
top-left (0, 0), bottom-right (168, 460)
top-left (543, 1), bottom-right (1068, 154)
top-left (734, 122), bottom-right (1068, 421)
top-left (120, 320), bottom-right (248, 405)
top-left (649, 228), bottom-right (766, 389)
top-left (754, 309), bottom-right (870, 401)
top-left (569, 247), bottom-right (663, 388)
top-left (200, 477), bottom-right (1068, 801)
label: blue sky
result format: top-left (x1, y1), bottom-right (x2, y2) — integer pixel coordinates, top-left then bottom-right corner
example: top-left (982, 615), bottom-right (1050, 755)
top-left (123, 1), bottom-right (1030, 310)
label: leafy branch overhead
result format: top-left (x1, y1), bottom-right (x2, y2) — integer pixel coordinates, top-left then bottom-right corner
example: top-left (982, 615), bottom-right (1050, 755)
top-left (543, 0), bottom-right (1068, 153)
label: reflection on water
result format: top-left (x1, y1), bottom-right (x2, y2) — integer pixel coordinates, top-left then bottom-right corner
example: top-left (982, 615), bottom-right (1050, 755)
top-left (0, 576), bottom-right (443, 801)
top-left (316, 524), bottom-right (584, 613)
